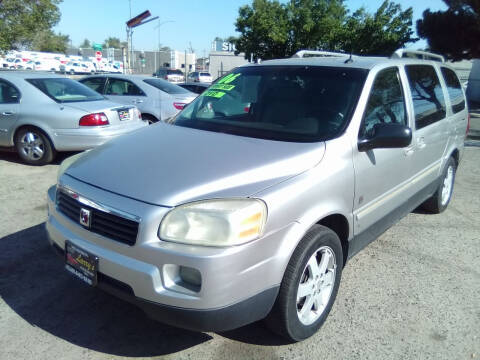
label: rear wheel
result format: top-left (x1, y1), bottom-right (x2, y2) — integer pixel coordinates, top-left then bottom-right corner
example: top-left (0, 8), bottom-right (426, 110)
top-left (266, 225), bottom-right (343, 342)
top-left (15, 127), bottom-right (56, 165)
top-left (422, 157), bottom-right (456, 213)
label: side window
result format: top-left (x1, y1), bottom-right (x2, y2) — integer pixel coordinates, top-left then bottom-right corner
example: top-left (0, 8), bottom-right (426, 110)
top-left (106, 79), bottom-right (145, 96)
top-left (360, 67), bottom-right (407, 138)
top-left (80, 77), bottom-right (106, 94)
top-left (441, 67), bottom-right (465, 114)
top-left (405, 65), bottom-right (446, 130)
top-left (0, 79), bottom-right (20, 104)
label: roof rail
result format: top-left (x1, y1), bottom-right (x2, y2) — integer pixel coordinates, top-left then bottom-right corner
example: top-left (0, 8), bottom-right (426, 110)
top-left (391, 49), bottom-right (445, 63)
top-left (292, 50), bottom-right (351, 59)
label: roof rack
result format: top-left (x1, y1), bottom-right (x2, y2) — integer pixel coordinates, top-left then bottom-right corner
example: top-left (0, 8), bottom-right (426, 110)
top-left (291, 50), bottom-right (351, 59)
top-left (391, 49), bottom-right (445, 63)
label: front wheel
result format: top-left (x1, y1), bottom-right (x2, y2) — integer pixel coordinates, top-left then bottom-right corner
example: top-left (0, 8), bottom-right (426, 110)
top-left (15, 127), bottom-right (56, 165)
top-left (266, 225), bottom-right (343, 342)
top-left (421, 157), bottom-right (456, 213)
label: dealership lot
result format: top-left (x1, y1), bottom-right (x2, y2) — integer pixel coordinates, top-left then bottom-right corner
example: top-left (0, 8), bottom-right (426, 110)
top-left (0, 147), bottom-right (479, 360)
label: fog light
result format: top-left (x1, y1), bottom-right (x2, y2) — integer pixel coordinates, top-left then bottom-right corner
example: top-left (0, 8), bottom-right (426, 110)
top-left (180, 266), bottom-right (201, 288)
top-left (163, 264), bottom-right (202, 294)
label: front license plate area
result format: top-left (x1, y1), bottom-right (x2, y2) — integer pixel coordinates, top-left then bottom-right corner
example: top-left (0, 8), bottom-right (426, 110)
top-left (65, 241), bottom-right (98, 286)
top-left (118, 109), bottom-right (130, 121)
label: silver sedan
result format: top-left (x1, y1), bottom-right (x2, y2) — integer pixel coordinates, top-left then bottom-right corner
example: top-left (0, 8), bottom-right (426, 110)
top-left (0, 71), bottom-right (147, 164)
top-left (79, 74), bottom-right (197, 124)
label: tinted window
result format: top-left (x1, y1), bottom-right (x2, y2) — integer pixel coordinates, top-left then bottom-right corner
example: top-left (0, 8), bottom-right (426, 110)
top-left (200, 72), bottom-right (211, 76)
top-left (405, 65), bottom-right (446, 129)
top-left (441, 67), bottom-right (465, 114)
top-left (360, 67), bottom-right (406, 138)
top-left (27, 78), bottom-right (104, 103)
top-left (174, 66), bottom-right (367, 142)
top-left (80, 77), bottom-right (106, 94)
top-left (0, 79), bottom-right (20, 104)
top-left (168, 69), bottom-right (183, 75)
top-left (105, 78), bottom-right (145, 96)
top-left (143, 78), bottom-right (190, 94)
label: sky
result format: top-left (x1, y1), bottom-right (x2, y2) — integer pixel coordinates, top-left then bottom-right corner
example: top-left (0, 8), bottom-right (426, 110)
top-left (54, 0), bottom-right (448, 55)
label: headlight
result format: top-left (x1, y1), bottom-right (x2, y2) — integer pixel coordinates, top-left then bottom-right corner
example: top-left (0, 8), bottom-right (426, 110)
top-left (57, 152), bottom-right (85, 182)
top-left (159, 199), bottom-right (267, 247)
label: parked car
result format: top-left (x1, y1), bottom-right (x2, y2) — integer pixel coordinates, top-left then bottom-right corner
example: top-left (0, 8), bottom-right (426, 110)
top-left (0, 72), bottom-right (146, 164)
top-left (178, 82), bottom-right (209, 95)
top-left (81, 61), bottom-right (96, 74)
top-left (62, 61), bottom-right (86, 75)
top-left (152, 67), bottom-right (185, 83)
top-left (187, 71), bottom-right (213, 83)
top-left (33, 59), bottom-right (61, 72)
top-left (79, 74), bottom-right (196, 123)
top-left (46, 52), bottom-right (468, 341)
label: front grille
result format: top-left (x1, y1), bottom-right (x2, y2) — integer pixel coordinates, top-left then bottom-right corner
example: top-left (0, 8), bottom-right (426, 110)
top-left (57, 191), bottom-right (139, 246)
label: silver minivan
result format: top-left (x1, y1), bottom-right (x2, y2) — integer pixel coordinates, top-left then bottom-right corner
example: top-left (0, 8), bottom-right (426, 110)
top-left (46, 53), bottom-right (468, 341)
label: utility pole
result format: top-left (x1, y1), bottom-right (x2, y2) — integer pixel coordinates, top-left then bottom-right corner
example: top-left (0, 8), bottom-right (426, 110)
top-left (154, 19), bottom-right (174, 71)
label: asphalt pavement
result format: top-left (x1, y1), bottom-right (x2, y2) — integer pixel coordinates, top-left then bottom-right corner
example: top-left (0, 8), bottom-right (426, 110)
top-left (0, 148), bottom-right (479, 360)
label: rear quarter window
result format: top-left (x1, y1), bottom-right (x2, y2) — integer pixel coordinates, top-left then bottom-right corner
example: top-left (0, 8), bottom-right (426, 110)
top-left (441, 67), bottom-right (465, 114)
top-left (405, 65), bottom-right (446, 130)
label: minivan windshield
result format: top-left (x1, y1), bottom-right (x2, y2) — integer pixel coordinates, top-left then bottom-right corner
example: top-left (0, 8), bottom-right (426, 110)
top-left (27, 78), bottom-right (104, 103)
top-left (174, 66), bottom-right (367, 142)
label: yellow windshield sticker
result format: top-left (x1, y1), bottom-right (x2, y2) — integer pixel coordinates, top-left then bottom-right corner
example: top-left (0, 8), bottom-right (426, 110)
top-left (202, 90), bottom-right (226, 98)
top-left (218, 73), bottom-right (241, 84)
top-left (211, 84), bottom-right (235, 91)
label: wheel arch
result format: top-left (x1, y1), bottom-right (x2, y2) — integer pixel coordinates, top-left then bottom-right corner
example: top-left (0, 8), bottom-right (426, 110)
top-left (141, 113), bottom-right (159, 123)
top-left (316, 214), bottom-right (350, 266)
top-left (450, 148), bottom-right (459, 167)
top-left (13, 124), bottom-right (56, 150)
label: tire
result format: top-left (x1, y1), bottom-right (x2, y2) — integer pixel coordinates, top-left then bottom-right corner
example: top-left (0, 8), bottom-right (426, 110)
top-left (15, 127), bottom-right (56, 165)
top-left (265, 224), bottom-right (343, 342)
top-left (142, 114), bottom-right (158, 125)
top-left (421, 157), bottom-right (456, 214)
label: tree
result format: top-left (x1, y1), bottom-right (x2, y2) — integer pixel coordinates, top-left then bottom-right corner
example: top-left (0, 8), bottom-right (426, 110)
top-left (103, 37), bottom-right (121, 49)
top-left (31, 30), bottom-right (70, 53)
top-left (344, 0), bottom-right (417, 56)
top-left (79, 38), bottom-right (91, 48)
top-left (0, 0), bottom-right (62, 52)
top-left (417, 0), bottom-right (480, 60)
top-left (233, 0), bottom-right (417, 60)
top-left (234, 0), bottom-right (290, 61)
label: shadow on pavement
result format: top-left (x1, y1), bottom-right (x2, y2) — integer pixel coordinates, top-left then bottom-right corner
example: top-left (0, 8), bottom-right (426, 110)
top-left (0, 151), bottom-right (78, 166)
top-left (0, 224), bottom-right (212, 357)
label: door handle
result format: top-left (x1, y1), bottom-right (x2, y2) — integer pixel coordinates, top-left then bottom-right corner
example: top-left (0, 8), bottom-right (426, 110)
top-left (2, 111), bottom-right (14, 116)
top-left (133, 99), bottom-right (143, 104)
top-left (404, 146), bottom-right (415, 156)
top-left (417, 137), bottom-right (426, 149)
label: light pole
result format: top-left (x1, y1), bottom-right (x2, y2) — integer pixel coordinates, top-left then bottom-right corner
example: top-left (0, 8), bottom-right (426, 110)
top-left (154, 19), bottom-right (174, 71)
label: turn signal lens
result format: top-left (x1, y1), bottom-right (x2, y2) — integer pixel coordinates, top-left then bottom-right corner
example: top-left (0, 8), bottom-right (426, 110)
top-left (79, 113), bottom-right (109, 126)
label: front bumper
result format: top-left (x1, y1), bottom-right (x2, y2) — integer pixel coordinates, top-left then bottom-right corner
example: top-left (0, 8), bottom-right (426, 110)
top-left (46, 178), bottom-right (300, 330)
top-left (52, 120), bottom-right (148, 151)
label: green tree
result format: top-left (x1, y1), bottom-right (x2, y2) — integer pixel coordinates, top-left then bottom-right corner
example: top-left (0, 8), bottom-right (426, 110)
top-left (417, 0), bottom-right (480, 60)
top-left (234, 0), bottom-right (290, 61)
top-left (344, 0), bottom-right (416, 55)
top-left (233, 0), bottom-right (417, 60)
top-left (31, 30), bottom-right (70, 53)
top-left (0, 0), bottom-right (62, 52)
top-left (103, 37), bottom-right (122, 49)
top-left (79, 38), bottom-right (91, 48)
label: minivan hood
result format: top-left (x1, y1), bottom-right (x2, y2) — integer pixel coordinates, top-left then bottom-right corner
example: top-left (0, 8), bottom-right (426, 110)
top-left (65, 123), bottom-right (325, 206)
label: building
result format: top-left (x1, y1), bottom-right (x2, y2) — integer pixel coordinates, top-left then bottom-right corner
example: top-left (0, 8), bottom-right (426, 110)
top-left (209, 39), bottom-right (249, 80)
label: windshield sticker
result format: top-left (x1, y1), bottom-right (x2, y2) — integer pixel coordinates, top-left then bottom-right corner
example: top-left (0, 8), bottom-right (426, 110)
top-left (217, 73), bottom-right (241, 84)
top-left (210, 84), bottom-right (235, 91)
top-left (202, 90), bottom-right (226, 98)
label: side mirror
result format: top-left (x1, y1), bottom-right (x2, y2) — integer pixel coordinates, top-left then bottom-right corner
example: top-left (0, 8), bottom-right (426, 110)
top-left (358, 123), bottom-right (412, 152)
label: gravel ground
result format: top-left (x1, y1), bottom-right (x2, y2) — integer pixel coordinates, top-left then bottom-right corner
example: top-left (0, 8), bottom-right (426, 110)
top-left (0, 147), bottom-right (479, 360)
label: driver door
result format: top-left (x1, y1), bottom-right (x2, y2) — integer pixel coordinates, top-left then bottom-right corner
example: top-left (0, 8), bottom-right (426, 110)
top-left (351, 67), bottom-right (415, 254)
